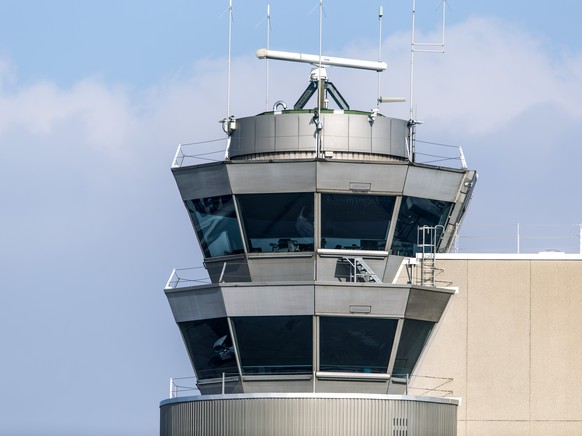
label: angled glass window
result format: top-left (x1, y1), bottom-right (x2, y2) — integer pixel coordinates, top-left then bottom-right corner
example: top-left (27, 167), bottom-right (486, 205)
top-left (237, 193), bottom-right (314, 253)
top-left (392, 319), bottom-right (435, 377)
top-left (232, 316), bottom-right (312, 375)
top-left (186, 195), bottom-right (244, 258)
top-left (179, 318), bottom-right (238, 380)
top-left (390, 196), bottom-right (453, 257)
top-left (319, 317), bottom-right (398, 373)
top-left (321, 194), bottom-right (396, 250)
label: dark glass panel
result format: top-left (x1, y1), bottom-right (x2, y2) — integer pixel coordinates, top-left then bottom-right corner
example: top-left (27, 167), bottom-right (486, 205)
top-left (232, 316), bottom-right (312, 375)
top-left (319, 317), bottom-right (397, 373)
top-left (237, 193), bottom-right (314, 253)
top-left (186, 195), bottom-right (244, 258)
top-left (179, 318), bottom-right (238, 380)
top-left (392, 319), bottom-right (435, 377)
top-left (390, 196), bottom-right (453, 257)
top-left (321, 194), bottom-right (396, 251)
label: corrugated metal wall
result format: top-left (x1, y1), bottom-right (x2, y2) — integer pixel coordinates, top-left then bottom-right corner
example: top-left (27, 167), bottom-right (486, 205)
top-left (160, 395), bottom-right (457, 436)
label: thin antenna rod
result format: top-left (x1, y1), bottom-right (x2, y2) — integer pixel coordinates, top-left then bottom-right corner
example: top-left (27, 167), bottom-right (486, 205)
top-left (317, 0), bottom-right (323, 158)
top-left (409, 0), bottom-right (416, 121)
top-left (265, 3), bottom-right (271, 112)
top-left (377, 6), bottom-right (384, 107)
top-left (227, 0), bottom-right (233, 118)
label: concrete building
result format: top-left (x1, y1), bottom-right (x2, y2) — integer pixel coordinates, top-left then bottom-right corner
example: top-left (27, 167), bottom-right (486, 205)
top-left (405, 254), bottom-right (582, 436)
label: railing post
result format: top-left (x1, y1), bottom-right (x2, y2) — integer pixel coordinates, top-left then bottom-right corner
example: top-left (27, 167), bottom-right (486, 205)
top-left (222, 372), bottom-right (226, 395)
top-left (169, 377), bottom-right (174, 399)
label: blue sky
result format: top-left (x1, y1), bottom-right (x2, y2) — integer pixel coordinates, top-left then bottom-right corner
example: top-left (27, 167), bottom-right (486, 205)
top-left (1, 1), bottom-right (582, 435)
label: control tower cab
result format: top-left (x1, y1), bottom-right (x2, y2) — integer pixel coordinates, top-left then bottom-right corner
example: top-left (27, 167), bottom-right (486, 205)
top-left (160, 44), bottom-right (476, 436)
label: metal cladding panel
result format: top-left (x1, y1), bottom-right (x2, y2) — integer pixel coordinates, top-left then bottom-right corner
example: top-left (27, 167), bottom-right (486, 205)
top-left (160, 395), bottom-right (458, 436)
top-left (405, 287), bottom-right (454, 322)
top-left (321, 113), bottom-right (349, 151)
top-left (173, 164), bottom-right (231, 200)
top-left (254, 114), bottom-right (276, 154)
top-left (165, 286), bottom-right (226, 322)
top-left (403, 166), bottom-right (465, 202)
top-left (316, 161), bottom-right (408, 193)
top-left (227, 162), bottom-right (316, 194)
top-left (275, 114), bottom-right (300, 151)
top-left (371, 116), bottom-right (392, 155)
top-left (315, 284), bottom-right (410, 316)
top-left (205, 258), bottom-right (251, 283)
top-left (348, 113), bottom-right (371, 153)
top-left (384, 255), bottom-right (407, 283)
top-left (247, 256), bottom-right (315, 282)
top-left (390, 118), bottom-right (408, 157)
top-left (297, 114), bottom-right (318, 149)
top-left (441, 170), bottom-right (478, 252)
top-left (222, 284), bottom-right (315, 316)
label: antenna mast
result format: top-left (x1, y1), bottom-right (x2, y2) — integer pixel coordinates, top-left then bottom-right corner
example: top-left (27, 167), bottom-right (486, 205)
top-left (377, 6), bottom-right (384, 107)
top-left (408, 0), bottom-right (447, 160)
top-left (227, 0), bottom-right (233, 118)
top-left (265, 3), bottom-right (271, 111)
top-left (316, 0), bottom-right (324, 158)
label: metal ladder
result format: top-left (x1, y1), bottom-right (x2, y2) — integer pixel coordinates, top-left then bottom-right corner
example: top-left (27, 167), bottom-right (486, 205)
top-left (416, 225), bottom-right (444, 287)
top-left (342, 257), bottom-right (382, 283)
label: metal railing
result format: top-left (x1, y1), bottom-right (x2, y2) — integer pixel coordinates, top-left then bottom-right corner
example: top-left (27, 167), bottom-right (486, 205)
top-left (165, 267), bottom-right (211, 290)
top-left (394, 374), bottom-right (454, 397)
top-left (172, 139), bottom-right (227, 168)
top-left (413, 139), bottom-right (467, 169)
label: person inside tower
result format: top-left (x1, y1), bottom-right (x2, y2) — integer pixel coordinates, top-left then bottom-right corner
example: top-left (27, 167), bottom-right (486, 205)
top-left (209, 335), bottom-right (234, 367)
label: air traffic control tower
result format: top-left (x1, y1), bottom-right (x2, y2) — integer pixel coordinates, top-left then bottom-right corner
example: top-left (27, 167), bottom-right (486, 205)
top-left (160, 47), bottom-right (476, 435)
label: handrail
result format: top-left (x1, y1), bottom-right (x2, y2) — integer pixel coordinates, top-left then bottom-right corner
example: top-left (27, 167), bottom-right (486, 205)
top-left (165, 267), bottom-right (211, 290)
top-left (171, 139), bottom-right (227, 168)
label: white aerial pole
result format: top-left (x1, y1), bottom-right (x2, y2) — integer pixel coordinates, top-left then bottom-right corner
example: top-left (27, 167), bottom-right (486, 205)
top-left (226, 0), bottom-right (233, 118)
top-left (265, 3), bottom-right (271, 112)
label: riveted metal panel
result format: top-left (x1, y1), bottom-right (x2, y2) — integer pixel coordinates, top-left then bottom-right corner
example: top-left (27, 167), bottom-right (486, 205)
top-left (315, 283), bottom-right (410, 316)
top-left (403, 166), bottom-right (465, 202)
top-left (160, 395), bottom-right (458, 436)
top-left (165, 285), bottom-right (226, 322)
top-left (228, 162), bottom-right (316, 194)
top-left (405, 287), bottom-right (454, 322)
top-left (316, 161), bottom-right (408, 193)
top-left (173, 163), bottom-right (231, 200)
top-left (222, 283), bottom-right (315, 316)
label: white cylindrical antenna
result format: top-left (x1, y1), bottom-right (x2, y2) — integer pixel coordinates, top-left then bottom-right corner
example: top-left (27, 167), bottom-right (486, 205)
top-left (256, 49), bottom-right (387, 72)
top-left (379, 97), bottom-right (406, 103)
top-left (377, 6), bottom-right (383, 107)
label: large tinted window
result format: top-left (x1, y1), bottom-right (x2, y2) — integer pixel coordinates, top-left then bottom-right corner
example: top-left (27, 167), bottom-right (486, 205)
top-left (179, 318), bottom-right (238, 380)
top-left (232, 316), bottom-right (312, 375)
top-left (390, 196), bottom-right (453, 257)
top-left (319, 317), bottom-right (397, 373)
top-left (237, 193), bottom-right (314, 253)
top-left (392, 319), bottom-right (434, 377)
top-left (186, 195), bottom-right (244, 258)
top-left (321, 194), bottom-right (395, 251)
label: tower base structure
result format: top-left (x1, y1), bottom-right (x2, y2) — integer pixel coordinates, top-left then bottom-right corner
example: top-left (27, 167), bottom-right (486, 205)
top-left (160, 393), bottom-right (459, 436)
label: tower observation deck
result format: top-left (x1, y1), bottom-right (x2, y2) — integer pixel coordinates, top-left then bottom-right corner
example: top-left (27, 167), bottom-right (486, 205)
top-left (159, 28), bottom-right (477, 436)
